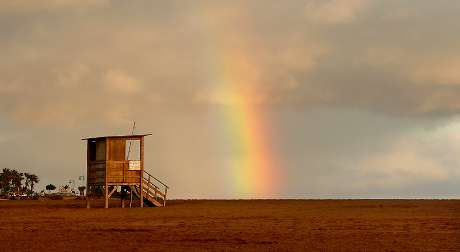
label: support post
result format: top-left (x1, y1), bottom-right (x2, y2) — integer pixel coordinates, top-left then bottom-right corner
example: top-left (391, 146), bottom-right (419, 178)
top-left (129, 189), bottom-right (133, 208)
top-left (140, 186), bottom-right (144, 208)
top-left (86, 186), bottom-right (91, 208)
top-left (104, 137), bottom-right (109, 208)
top-left (104, 185), bottom-right (109, 208)
top-left (86, 141), bottom-right (91, 209)
top-left (140, 137), bottom-right (144, 208)
top-left (164, 187), bottom-right (167, 207)
top-left (121, 186), bottom-right (125, 208)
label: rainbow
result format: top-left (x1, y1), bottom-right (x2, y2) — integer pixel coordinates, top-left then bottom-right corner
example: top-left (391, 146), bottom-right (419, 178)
top-left (210, 46), bottom-right (280, 198)
top-left (196, 6), bottom-right (280, 197)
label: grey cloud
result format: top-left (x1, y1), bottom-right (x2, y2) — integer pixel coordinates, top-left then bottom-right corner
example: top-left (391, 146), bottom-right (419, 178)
top-left (3, 0), bottom-right (460, 123)
top-left (1, 1), bottom-right (460, 198)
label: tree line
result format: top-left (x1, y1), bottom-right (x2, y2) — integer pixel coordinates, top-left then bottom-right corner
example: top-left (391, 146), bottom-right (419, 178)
top-left (0, 168), bottom-right (39, 196)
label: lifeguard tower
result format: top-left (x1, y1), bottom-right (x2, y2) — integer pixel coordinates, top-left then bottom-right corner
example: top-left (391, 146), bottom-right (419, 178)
top-left (82, 134), bottom-right (168, 208)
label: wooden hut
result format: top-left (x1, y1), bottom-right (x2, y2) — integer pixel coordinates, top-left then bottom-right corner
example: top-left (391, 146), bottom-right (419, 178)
top-left (82, 134), bottom-right (168, 208)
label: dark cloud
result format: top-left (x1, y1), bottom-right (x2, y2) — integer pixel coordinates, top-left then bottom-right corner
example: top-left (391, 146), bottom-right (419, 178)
top-left (1, 0), bottom-right (459, 198)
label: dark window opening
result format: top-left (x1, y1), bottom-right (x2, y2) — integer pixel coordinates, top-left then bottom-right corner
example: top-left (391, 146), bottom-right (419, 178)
top-left (88, 140), bottom-right (106, 161)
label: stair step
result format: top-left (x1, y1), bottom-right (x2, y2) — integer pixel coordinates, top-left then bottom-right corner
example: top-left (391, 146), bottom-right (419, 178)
top-left (130, 185), bottom-right (165, 207)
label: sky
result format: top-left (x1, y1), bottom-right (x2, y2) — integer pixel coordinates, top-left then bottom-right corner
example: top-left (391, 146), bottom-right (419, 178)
top-left (1, 0), bottom-right (460, 198)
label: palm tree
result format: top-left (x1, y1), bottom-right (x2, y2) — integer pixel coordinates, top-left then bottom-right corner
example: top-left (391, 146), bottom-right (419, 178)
top-left (29, 174), bottom-right (39, 193)
top-left (23, 173), bottom-right (31, 194)
top-left (1, 169), bottom-right (38, 196)
top-left (11, 170), bottom-right (24, 195)
top-left (22, 173), bottom-right (39, 195)
top-left (0, 168), bottom-right (13, 195)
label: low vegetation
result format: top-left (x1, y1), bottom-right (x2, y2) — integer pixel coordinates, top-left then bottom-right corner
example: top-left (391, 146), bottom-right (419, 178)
top-left (45, 184), bottom-right (56, 193)
top-left (0, 168), bottom-right (39, 197)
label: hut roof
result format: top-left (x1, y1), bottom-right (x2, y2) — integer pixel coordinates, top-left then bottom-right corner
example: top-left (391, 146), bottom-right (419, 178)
top-left (81, 134), bottom-right (152, 140)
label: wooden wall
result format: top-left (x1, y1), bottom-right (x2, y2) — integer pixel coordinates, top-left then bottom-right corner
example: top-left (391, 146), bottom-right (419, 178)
top-left (87, 137), bottom-right (143, 185)
top-left (88, 162), bottom-right (106, 184)
top-left (106, 160), bottom-right (140, 184)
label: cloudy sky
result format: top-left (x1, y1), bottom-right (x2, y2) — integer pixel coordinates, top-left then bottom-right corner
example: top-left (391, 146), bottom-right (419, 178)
top-left (1, 0), bottom-right (460, 198)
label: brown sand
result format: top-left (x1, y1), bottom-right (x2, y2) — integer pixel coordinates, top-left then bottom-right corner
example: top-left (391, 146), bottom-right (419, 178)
top-left (0, 199), bottom-right (459, 251)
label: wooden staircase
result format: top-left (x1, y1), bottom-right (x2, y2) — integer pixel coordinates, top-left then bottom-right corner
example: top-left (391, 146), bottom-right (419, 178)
top-left (131, 170), bottom-right (169, 207)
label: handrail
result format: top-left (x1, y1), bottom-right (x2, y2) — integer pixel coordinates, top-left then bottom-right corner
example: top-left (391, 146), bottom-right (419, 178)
top-left (142, 170), bottom-right (169, 206)
top-left (143, 182), bottom-right (166, 198)
top-left (144, 170), bottom-right (169, 189)
top-left (143, 178), bottom-right (160, 189)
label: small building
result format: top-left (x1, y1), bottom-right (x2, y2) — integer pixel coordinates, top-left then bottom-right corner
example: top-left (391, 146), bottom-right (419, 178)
top-left (82, 134), bottom-right (168, 208)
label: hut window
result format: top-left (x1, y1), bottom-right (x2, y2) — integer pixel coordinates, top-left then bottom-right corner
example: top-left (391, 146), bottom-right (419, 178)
top-left (88, 140), bottom-right (106, 161)
top-left (125, 140), bottom-right (140, 161)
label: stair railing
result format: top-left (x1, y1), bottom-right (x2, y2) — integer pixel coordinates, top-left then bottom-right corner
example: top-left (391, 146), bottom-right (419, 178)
top-left (143, 170), bottom-right (169, 206)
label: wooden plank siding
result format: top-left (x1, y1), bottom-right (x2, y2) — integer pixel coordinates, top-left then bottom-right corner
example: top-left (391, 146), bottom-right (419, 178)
top-left (106, 161), bottom-right (141, 184)
top-left (85, 134), bottom-right (158, 208)
top-left (87, 162), bottom-right (106, 184)
top-left (87, 137), bottom-right (144, 186)
top-left (108, 138), bottom-right (125, 161)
